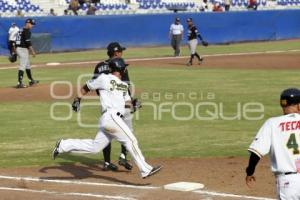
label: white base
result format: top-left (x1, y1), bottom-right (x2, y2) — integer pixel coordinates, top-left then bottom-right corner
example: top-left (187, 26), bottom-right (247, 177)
top-left (46, 62), bottom-right (61, 66)
top-left (164, 182), bottom-right (205, 192)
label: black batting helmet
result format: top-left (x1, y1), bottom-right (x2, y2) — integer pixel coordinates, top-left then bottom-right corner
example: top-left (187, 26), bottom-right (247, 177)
top-left (108, 57), bottom-right (128, 74)
top-left (106, 42), bottom-right (126, 57)
top-left (280, 88), bottom-right (300, 107)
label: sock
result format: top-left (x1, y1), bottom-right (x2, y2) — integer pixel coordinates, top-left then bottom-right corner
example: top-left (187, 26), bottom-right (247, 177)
top-left (18, 70), bottom-right (24, 84)
top-left (195, 52), bottom-right (201, 61)
top-left (25, 69), bottom-right (33, 81)
top-left (120, 145), bottom-right (127, 159)
top-left (102, 143), bottom-right (111, 163)
top-left (189, 54), bottom-right (195, 63)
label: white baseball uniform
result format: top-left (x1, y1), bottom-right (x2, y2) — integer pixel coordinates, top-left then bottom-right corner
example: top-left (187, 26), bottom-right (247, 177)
top-left (249, 113), bottom-right (300, 200)
top-left (58, 74), bottom-right (153, 178)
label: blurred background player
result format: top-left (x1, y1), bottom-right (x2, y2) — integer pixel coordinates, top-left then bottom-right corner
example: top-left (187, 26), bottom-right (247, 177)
top-left (246, 88), bottom-right (300, 199)
top-left (186, 17), bottom-right (204, 66)
top-left (169, 17), bottom-right (184, 57)
top-left (93, 42), bottom-right (137, 171)
top-left (8, 22), bottom-right (19, 56)
top-left (15, 18), bottom-right (39, 88)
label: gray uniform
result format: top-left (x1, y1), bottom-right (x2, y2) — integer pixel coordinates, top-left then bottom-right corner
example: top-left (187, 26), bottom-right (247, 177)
top-left (169, 20), bottom-right (184, 57)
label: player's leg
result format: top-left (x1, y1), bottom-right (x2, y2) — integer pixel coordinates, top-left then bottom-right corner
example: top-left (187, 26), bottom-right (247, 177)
top-left (16, 48), bottom-right (27, 88)
top-left (276, 174), bottom-right (300, 200)
top-left (102, 143), bottom-right (118, 171)
top-left (25, 56), bottom-right (39, 86)
top-left (174, 35), bottom-right (180, 57)
top-left (194, 52), bottom-right (203, 64)
top-left (187, 39), bottom-right (197, 66)
top-left (110, 113), bottom-right (161, 178)
top-left (171, 36), bottom-right (176, 55)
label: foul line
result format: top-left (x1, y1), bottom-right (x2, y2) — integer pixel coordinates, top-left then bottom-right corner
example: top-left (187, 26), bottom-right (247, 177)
top-left (0, 49), bottom-right (299, 70)
top-left (0, 175), bottom-right (159, 190)
top-left (0, 186), bottom-right (136, 200)
top-left (194, 190), bottom-right (276, 200)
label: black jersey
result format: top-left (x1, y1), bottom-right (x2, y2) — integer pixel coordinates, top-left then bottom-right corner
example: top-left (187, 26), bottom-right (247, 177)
top-left (16, 28), bottom-right (32, 48)
top-left (187, 25), bottom-right (200, 41)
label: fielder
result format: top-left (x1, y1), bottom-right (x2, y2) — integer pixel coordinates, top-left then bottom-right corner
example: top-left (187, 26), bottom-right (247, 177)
top-left (186, 18), bottom-right (208, 66)
top-left (15, 18), bottom-right (39, 88)
top-left (52, 57), bottom-right (161, 179)
top-left (246, 88), bottom-right (300, 199)
top-left (93, 42), bottom-right (138, 171)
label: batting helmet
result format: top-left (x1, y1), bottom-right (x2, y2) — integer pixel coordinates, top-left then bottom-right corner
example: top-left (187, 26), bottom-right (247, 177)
top-left (107, 42), bottom-right (126, 57)
top-left (280, 88), bottom-right (300, 107)
top-left (108, 57), bottom-right (128, 74)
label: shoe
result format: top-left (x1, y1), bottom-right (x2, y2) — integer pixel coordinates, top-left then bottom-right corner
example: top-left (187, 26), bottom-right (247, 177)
top-left (52, 139), bottom-right (61, 160)
top-left (198, 57), bottom-right (204, 65)
top-left (29, 80), bottom-right (39, 86)
top-left (118, 157), bottom-right (133, 170)
top-left (103, 162), bottom-right (118, 171)
top-left (142, 165), bottom-right (162, 179)
top-left (16, 83), bottom-right (28, 89)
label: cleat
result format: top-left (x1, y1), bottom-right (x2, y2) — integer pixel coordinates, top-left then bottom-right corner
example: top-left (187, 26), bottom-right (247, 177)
top-left (186, 62), bottom-right (192, 66)
top-left (16, 83), bottom-right (28, 89)
top-left (29, 80), bottom-right (39, 86)
top-left (103, 162), bottom-right (118, 171)
top-left (118, 157), bottom-right (133, 170)
top-left (198, 57), bottom-right (204, 65)
top-left (52, 139), bottom-right (61, 160)
top-left (142, 165), bottom-right (162, 179)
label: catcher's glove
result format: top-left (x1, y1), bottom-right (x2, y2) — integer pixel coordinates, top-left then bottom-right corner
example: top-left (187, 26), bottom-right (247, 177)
top-left (131, 98), bottom-right (142, 113)
top-left (72, 97), bottom-right (81, 112)
top-left (201, 40), bottom-right (208, 47)
top-left (8, 53), bottom-right (17, 63)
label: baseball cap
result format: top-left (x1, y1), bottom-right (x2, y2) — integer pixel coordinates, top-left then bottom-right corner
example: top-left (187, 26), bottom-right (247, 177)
top-left (280, 88), bottom-right (300, 107)
top-left (187, 17), bottom-right (193, 22)
top-left (11, 22), bottom-right (16, 26)
top-left (25, 18), bottom-right (36, 25)
top-left (107, 42), bottom-right (126, 53)
top-left (175, 17), bottom-right (180, 21)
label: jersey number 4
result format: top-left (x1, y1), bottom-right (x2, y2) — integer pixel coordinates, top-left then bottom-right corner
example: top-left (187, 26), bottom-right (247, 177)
top-left (287, 133), bottom-right (300, 154)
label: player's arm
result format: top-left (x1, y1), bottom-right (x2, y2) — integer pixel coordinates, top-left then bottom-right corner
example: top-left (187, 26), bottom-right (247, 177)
top-left (25, 31), bottom-right (36, 56)
top-left (72, 84), bottom-right (90, 112)
top-left (245, 151), bottom-right (261, 188)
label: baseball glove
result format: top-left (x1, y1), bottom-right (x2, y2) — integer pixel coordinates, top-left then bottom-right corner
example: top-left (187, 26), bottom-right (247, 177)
top-left (72, 97), bottom-right (81, 112)
top-left (131, 98), bottom-right (142, 113)
top-left (8, 53), bottom-right (17, 63)
top-left (201, 41), bottom-right (208, 47)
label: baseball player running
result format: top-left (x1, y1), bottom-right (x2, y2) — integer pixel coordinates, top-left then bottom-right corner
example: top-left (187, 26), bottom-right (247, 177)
top-left (93, 42), bottom-right (135, 172)
top-left (246, 88), bottom-right (300, 199)
top-left (186, 18), bottom-right (208, 66)
top-left (15, 18), bottom-right (39, 88)
top-left (52, 57), bottom-right (162, 179)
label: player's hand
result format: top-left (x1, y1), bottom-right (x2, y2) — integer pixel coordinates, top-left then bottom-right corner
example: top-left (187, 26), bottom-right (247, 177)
top-left (201, 40), bottom-right (208, 46)
top-left (131, 98), bottom-right (142, 113)
top-left (72, 97), bottom-right (81, 112)
top-left (245, 175), bottom-right (256, 188)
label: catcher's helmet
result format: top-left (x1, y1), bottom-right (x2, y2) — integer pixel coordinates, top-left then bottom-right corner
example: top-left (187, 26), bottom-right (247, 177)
top-left (108, 57), bottom-right (128, 74)
top-left (107, 42), bottom-right (126, 57)
top-left (280, 88), bottom-right (300, 107)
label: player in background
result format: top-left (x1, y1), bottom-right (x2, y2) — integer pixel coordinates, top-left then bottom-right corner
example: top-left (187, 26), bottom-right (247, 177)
top-left (93, 42), bottom-right (138, 171)
top-left (15, 18), bottom-right (39, 88)
top-left (169, 17), bottom-right (184, 57)
top-left (52, 57), bottom-right (162, 179)
top-left (246, 88), bottom-right (300, 199)
top-left (8, 22), bottom-right (19, 56)
top-left (186, 18), bottom-right (205, 66)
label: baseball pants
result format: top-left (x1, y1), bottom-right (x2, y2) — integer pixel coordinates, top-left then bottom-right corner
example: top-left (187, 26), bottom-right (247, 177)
top-left (276, 173), bottom-right (300, 200)
top-left (58, 109), bottom-right (153, 177)
top-left (16, 47), bottom-right (30, 71)
top-left (188, 39), bottom-right (198, 54)
top-left (171, 34), bottom-right (182, 56)
top-left (123, 108), bottom-right (133, 132)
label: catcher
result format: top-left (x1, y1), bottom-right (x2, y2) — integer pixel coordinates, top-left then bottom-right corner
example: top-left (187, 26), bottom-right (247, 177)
top-left (186, 17), bottom-right (208, 66)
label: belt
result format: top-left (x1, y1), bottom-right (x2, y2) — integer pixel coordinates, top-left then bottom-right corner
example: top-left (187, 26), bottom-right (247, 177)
top-left (275, 172), bottom-right (298, 176)
top-left (125, 105), bottom-right (131, 109)
top-left (116, 112), bottom-right (124, 118)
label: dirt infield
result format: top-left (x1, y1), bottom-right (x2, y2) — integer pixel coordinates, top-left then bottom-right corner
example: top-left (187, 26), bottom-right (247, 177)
top-left (1, 52), bottom-right (298, 199)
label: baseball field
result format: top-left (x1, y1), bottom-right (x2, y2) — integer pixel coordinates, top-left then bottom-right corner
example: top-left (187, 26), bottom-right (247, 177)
top-left (0, 39), bottom-right (300, 200)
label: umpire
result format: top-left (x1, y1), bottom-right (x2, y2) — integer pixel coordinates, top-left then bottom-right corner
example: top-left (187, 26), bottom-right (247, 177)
top-left (15, 18), bottom-right (38, 88)
top-left (93, 42), bottom-right (135, 171)
top-left (169, 17), bottom-right (184, 57)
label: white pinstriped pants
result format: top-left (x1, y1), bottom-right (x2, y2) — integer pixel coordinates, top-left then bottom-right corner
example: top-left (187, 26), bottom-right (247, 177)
top-left (276, 173), bottom-right (300, 200)
top-left (58, 109), bottom-right (153, 177)
top-left (16, 47), bottom-right (30, 71)
top-left (188, 39), bottom-right (198, 54)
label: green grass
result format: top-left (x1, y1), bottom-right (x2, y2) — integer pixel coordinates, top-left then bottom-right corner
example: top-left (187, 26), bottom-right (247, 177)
top-left (0, 40), bottom-right (300, 168)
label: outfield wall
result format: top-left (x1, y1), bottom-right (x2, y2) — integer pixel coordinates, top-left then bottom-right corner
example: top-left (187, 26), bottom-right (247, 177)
top-left (0, 10), bottom-right (300, 55)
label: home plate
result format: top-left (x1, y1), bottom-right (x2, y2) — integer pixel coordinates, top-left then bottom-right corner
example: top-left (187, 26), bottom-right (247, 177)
top-left (46, 62), bottom-right (61, 66)
top-left (164, 182), bottom-right (205, 192)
